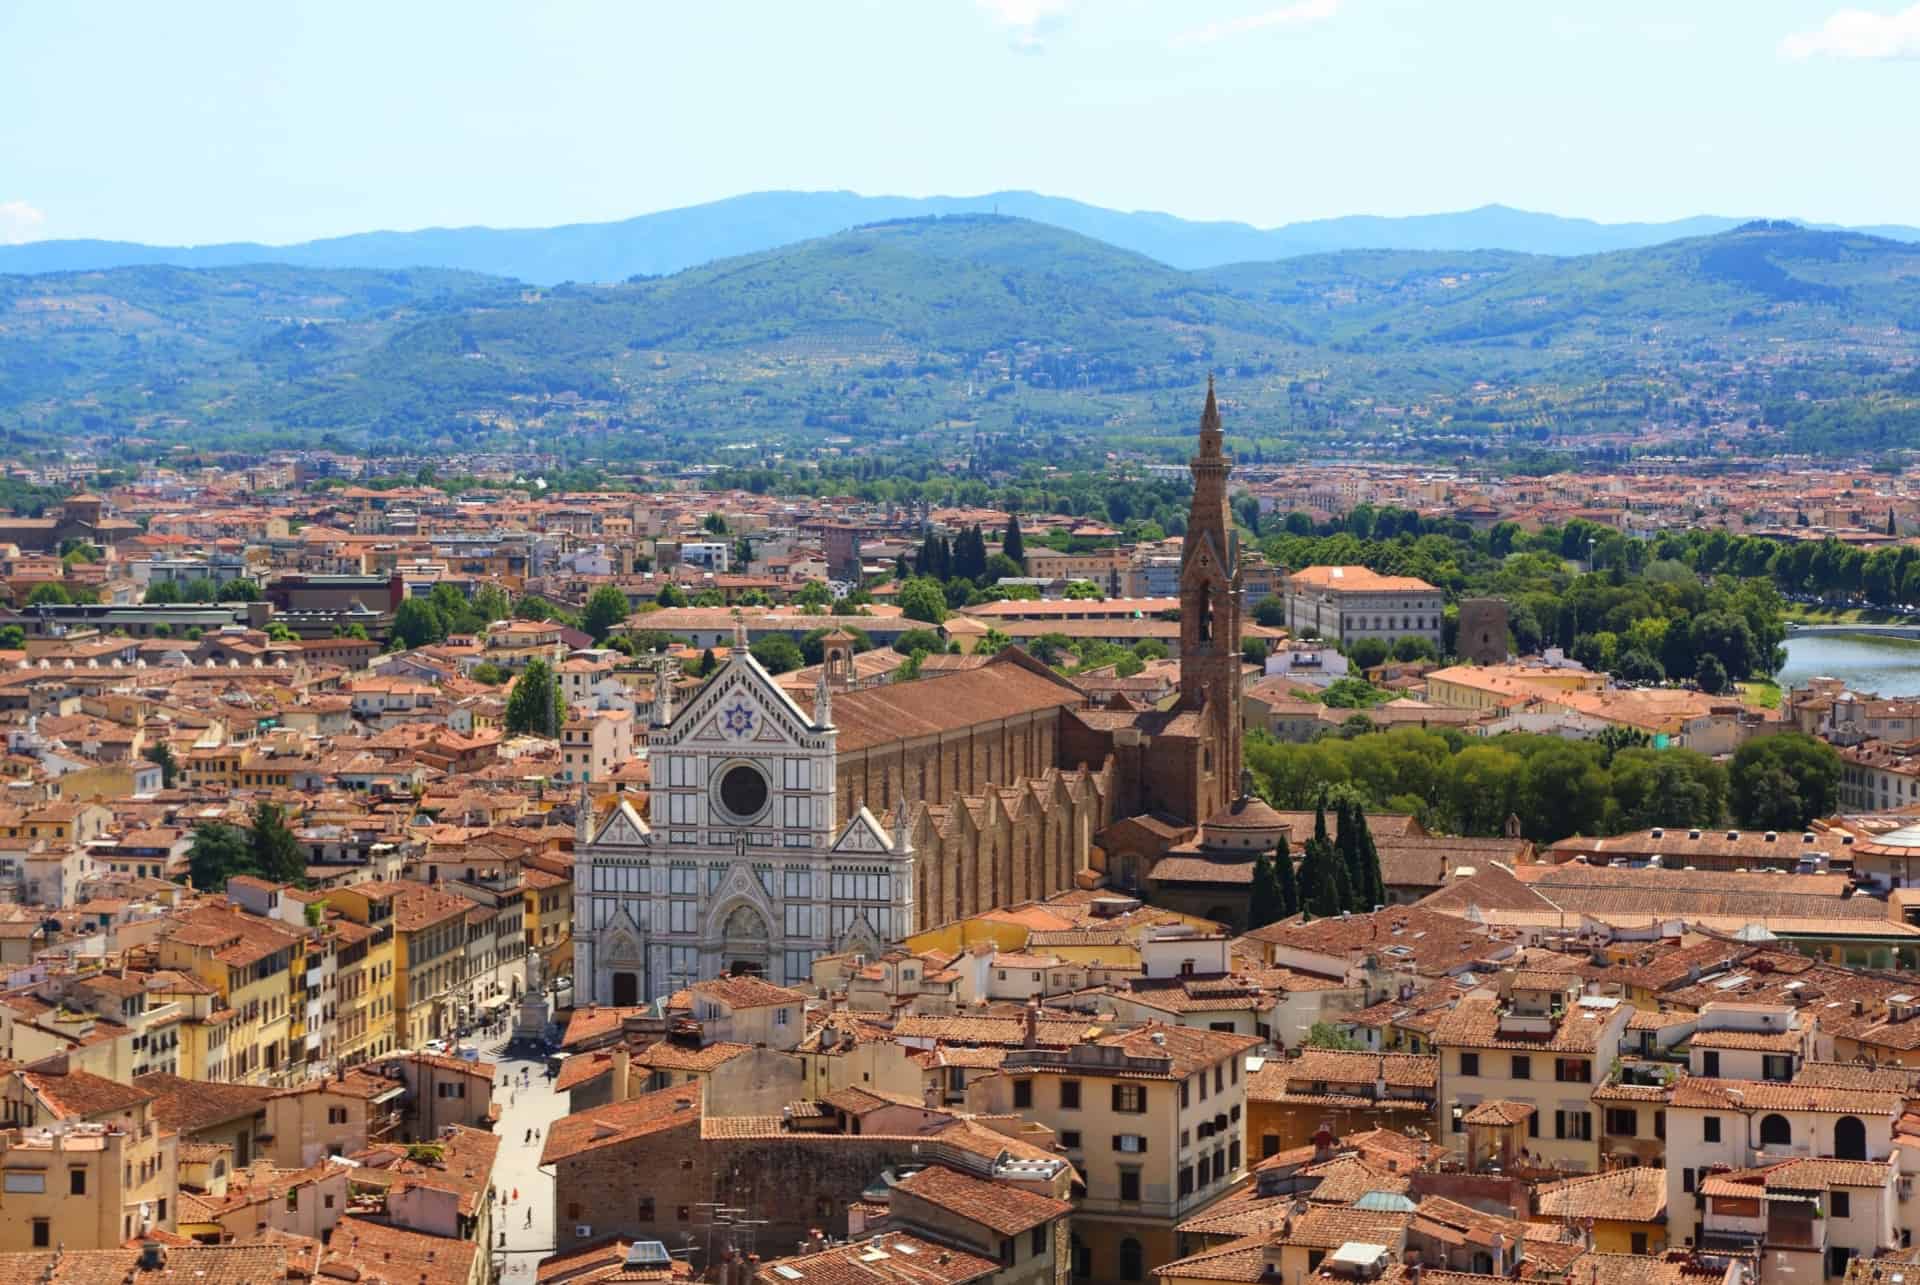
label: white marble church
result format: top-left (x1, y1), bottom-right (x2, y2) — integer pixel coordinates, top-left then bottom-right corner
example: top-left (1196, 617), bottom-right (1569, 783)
top-left (572, 639), bottom-right (915, 1004)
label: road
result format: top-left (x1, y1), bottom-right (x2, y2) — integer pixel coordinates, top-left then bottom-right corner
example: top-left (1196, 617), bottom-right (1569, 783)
top-left (487, 1042), bottom-right (572, 1283)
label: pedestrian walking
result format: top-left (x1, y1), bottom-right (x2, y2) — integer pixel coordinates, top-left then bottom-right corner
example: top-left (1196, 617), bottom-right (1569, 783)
top-left (511, 1187), bottom-right (519, 1202)
top-left (525, 1208), bottom-right (534, 1228)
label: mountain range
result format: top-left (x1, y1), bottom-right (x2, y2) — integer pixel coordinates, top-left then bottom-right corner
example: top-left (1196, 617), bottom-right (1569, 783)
top-left (6, 215), bottom-right (1918, 459)
top-left (5, 190), bottom-right (1919, 285)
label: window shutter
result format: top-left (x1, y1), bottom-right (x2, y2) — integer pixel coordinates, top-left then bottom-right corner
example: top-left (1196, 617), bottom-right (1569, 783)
top-left (1112, 1085), bottom-right (1125, 1111)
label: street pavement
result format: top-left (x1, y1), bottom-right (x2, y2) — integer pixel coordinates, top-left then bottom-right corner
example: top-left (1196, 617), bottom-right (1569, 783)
top-left (485, 1041), bottom-right (573, 1282)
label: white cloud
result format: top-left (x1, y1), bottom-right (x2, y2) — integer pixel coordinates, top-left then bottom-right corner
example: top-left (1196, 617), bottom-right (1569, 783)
top-left (1174, 0), bottom-right (1341, 48)
top-left (1781, 3), bottom-right (1920, 59)
top-left (0, 200), bottom-right (46, 246)
top-left (975, 0), bottom-right (1074, 51)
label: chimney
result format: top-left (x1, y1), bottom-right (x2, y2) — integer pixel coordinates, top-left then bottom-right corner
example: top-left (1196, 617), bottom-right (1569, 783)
top-left (610, 1045), bottom-right (631, 1104)
top-left (1312, 1125), bottom-right (1334, 1163)
top-left (1023, 1001), bottom-right (1038, 1049)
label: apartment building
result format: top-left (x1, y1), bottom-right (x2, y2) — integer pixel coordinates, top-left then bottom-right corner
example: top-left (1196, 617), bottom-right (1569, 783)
top-left (325, 882), bottom-right (401, 1065)
top-left (155, 909), bottom-right (299, 1084)
top-left (393, 884), bottom-right (472, 1049)
top-left (966, 1022), bottom-right (1261, 1281)
top-left (1431, 977), bottom-right (1634, 1173)
top-left (1665, 1076), bottom-right (1904, 1279)
top-left (0, 1067), bottom-right (177, 1249)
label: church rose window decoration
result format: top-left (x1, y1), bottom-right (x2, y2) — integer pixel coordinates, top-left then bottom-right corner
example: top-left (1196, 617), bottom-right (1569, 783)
top-left (719, 764), bottom-right (770, 820)
top-left (721, 701), bottom-right (756, 738)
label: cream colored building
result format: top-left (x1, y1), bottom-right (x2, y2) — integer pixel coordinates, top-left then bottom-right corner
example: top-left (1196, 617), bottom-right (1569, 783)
top-left (966, 1022), bottom-right (1260, 1282)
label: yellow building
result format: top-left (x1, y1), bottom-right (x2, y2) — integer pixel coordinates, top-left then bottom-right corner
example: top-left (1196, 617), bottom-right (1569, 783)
top-left (324, 883), bottom-right (401, 1064)
top-left (0, 1066), bottom-right (178, 1249)
top-left (392, 884), bottom-right (472, 1049)
top-left (156, 909), bottom-right (299, 1085)
top-left (524, 863), bottom-right (572, 958)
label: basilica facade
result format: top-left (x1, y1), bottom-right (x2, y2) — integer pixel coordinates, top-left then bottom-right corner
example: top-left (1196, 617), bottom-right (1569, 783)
top-left (573, 383), bottom-right (1247, 1003)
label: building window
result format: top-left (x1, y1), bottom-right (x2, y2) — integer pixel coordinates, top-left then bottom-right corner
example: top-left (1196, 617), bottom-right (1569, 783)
top-left (1112, 1084), bottom-right (1146, 1114)
top-left (1832, 1192), bottom-right (1851, 1218)
top-left (1060, 1131), bottom-right (1082, 1151)
top-left (1060, 1080), bottom-right (1080, 1110)
top-left (1459, 1052), bottom-right (1479, 1077)
top-left (1033, 1227), bottom-right (1047, 1258)
top-left (1510, 1055), bottom-right (1531, 1079)
top-left (1118, 1170), bottom-right (1141, 1203)
top-left (32, 1221), bottom-right (49, 1249)
top-left (1605, 1109), bottom-right (1639, 1137)
top-left (1555, 1110), bottom-right (1592, 1141)
top-left (69, 1169), bottom-right (86, 1195)
top-left (1704, 1116), bottom-right (1721, 1143)
top-left (1683, 1168), bottom-right (1695, 1193)
top-left (1113, 1134), bottom-right (1147, 1153)
top-left (1702, 1051), bottom-right (1720, 1077)
top-left (1555, 1058), bottom-right (1591, 1083)
top-left (1013, 1079), bottom-right (1033, 1109)
top-left (1631, 1233), bottom-right (1649, 1255)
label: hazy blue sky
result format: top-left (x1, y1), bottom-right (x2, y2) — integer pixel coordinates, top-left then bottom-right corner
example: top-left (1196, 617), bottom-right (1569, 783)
top-left (3, 0), bottom-right (1916, 246)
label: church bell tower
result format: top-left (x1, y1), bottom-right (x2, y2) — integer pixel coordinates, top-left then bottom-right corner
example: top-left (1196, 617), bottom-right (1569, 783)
top-left (1178, 377), bottom-right (1244, 799)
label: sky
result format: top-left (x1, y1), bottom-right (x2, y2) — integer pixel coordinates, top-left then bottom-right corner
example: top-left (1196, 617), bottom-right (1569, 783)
top-left (2, 0), bottom-right (1917, 247)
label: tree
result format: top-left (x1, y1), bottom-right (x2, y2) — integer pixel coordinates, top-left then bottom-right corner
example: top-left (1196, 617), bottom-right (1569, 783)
top-left (391, 597), bottom-right (445, 650)
top-left (898, 578), bottom-right (949, 624)
top-left (1295, 801), bottom-right (1349, 917)
top-left (655, 583), bottom-right (688, 608)
top-left (218, 579), bottom-right (262, 602)
top-left (982, 552), bottom-right (1023, 585)
top-left (1696, 653), bottom-right (1729, 695)
top-left (26, 583), bottom-right (71, 606)
top-left (1303, 1021), bottom-right (1364, 1051)
top-left (703, 512), bottom-right (728, 535)
top-left (265, 621), bottom-right (296, 642)
top-left (470, 662), bottom-right (508, 685)
top-left (181, 577), bottom-right (219, 604)
top-left (0, 625), bottom-right (23, 650)
top-left (505, 658), bottom-right (566, 737)
top-left (472, 585), bottom-right (512, 626)
top-left (1242, 638), bottom-right (1269, 665)
top-left (977, 627), bottom-right (1012, 657)
top-left (1003, 513), bottom-right (1026, 570)
top-left (249, 800), bottom-right (306, 886)
top-left (1256, 597), bottom-right (1288, 627)
top-left (1063, 580), bottom-right (1103, 600)
top-left (187, 823), bottom-right (252, 891)
top-left (894, 628), bottom-right (945, 657)
top-left (1729, 733), bottom-right (1840, 832)
top-left (1347, 637), bottom-right (1390, 669)
top-left (750, 635), bottom-right (804, 674)
top-left (1274, 831), bottom-right (1300, 918)
top-left (143, 580), bottom-right (183, 605)
top-left (1391, 636), bottom-right (1437, 663)
top-left (148, 741), bottom-right (179, 789)
top-left (582, 585), bottom-right (631, 643)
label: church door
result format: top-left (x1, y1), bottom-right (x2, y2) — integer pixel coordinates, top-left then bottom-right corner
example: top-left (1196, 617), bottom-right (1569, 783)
top-left (611, 971), bottom-right (639, 1006)
top-left (720, 904), bottom-right (771, 977)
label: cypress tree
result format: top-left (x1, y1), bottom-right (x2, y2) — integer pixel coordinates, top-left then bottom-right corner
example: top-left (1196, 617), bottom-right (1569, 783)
top-left (1274, 831), bottom-right (1299, 918)
top-left (1249, 848), bottom-right (1283, 931)
top-left (1004, 513), bottom-right (1026, 570)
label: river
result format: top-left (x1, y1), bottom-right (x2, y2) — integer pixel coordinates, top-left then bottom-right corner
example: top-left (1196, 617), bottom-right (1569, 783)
top-left (1778, 631), bottom-right (1920, 694)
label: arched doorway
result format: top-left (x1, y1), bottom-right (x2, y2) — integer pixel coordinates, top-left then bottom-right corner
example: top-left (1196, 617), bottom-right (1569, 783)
top-left (1760, 1114), bottom-right (1792, 1148)
top-left (1835, 1115), bottom-right (1867, 1160)
top-left (1119, 1238), bottom-right (1143, 1282)
top-left (721, 903), bottom-right (771, 976)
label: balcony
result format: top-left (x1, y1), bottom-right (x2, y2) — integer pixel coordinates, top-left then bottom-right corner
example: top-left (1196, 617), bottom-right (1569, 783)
top-left (1766, 1214), bottom-right (1822, 1250)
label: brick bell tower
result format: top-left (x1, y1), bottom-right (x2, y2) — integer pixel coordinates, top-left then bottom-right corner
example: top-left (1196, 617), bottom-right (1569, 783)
top-left (1179, 376), bottom-right (1244, 803)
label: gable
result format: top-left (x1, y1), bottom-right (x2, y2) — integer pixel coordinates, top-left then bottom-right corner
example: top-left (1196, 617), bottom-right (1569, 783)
top-left (591, 799), bottom-right (650, 849)
top-left (832, 806), bottom-right (898, 856)
top-left (657, 653), bottom-right (823, 751)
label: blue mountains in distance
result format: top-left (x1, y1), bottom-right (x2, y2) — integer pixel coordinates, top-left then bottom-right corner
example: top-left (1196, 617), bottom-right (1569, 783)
top-left (5, 189), bottom-right (1918, 286)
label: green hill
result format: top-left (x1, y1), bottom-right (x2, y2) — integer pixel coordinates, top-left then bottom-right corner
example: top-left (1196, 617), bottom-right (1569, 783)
top-left (3, 216), bottom-right (1918, 458)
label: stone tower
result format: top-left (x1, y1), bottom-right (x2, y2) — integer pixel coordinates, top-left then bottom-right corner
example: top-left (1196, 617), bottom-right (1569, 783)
top-left (1458, 597), bottom-right (1511, 666)
top-left (1179, 377), bottom-right (1244, 796)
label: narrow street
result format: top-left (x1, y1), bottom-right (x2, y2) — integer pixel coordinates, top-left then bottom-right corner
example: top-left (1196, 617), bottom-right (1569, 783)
top-left (486, 1044), bottom-right (573, 1282)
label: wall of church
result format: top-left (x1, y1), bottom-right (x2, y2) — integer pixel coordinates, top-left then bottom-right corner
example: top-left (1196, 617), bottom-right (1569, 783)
top-left (834, 710), bottom-right (1060, 820)
top-left (908, 761), bottom-right (1115, 931)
